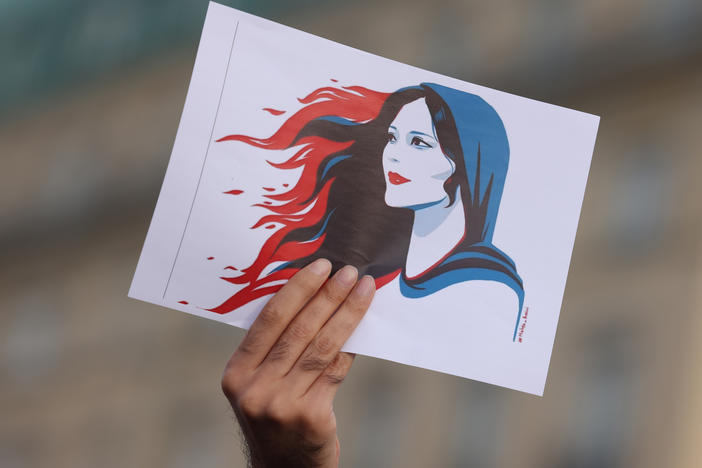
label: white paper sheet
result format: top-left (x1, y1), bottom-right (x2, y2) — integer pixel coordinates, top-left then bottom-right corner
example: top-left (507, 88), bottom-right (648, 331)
top-left (129, 2), bottom-right (599, 395)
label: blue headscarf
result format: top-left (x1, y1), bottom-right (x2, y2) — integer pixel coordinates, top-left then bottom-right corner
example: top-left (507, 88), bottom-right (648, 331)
top-left (399, 83), bottom-right (525, 340)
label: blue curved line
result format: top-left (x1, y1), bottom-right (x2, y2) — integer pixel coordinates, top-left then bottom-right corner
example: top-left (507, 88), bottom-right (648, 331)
top-left (399, 269), bottom-right (524, 341)
top-left (441, 251), bottom-right (514, 269)
top-left (445, 242), bottom-right (518, 271)
top-left (321, 155), bottom-right (351, 179)
top-left (271, 261), bottom-right (292, 273)
top-left (309, 208), bottom-right (336, 241)
top-left (317, 116), bottom-right (360, 126)
top-left (407, 199), bottom-right (445, 211)
top-left (268, 209), bottom-right (336, 275)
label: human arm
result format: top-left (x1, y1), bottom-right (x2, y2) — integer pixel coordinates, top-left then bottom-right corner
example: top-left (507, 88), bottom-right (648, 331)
top-left (221, 258), bottom-right (375, 468)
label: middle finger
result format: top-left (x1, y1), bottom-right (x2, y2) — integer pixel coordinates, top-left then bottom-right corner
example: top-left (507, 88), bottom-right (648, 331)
top-left (287, 275), bottom-right (375, 394)
top-left (257, 265), bottom-right (359, 377)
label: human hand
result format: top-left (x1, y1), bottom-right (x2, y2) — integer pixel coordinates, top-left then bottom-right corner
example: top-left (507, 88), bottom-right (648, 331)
top-left (221, 259), bottom-right (376, 468)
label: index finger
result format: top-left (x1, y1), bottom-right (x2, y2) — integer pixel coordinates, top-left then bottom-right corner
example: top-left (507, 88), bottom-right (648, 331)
top-left (233, 258), bottom-right (332, 368)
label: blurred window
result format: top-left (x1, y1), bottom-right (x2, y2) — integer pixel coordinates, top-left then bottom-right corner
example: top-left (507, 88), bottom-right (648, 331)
top-left (554, 324), bottom-right (641, 468)
top-left (164, 398), bottom-right (228, 468)
top-left (352, 369), bottom-right (410, 467)
top-left (0, 436), bottom-right (42, 468)
top-left (606, 143), bottom-right (674, 259)
top-left (448, 382), bottom-right (507, 468)
top-left (0, 0), bottom-right (338, 116)
top-left (2, 290), bottom-right (64, 386)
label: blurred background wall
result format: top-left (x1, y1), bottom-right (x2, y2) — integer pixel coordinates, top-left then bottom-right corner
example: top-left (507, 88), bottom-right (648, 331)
top-left (2, 1), bottom-right (702, 467)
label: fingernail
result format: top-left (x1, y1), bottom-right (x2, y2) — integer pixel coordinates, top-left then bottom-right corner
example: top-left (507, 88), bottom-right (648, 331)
top-left (335, 265), bottom-right (358, 286)
top-left (309, 258), bottom-right (331, 276)
top-left (355, 275), bottom-right (376, 298)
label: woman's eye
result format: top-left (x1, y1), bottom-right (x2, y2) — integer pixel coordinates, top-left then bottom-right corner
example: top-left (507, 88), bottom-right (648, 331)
top-left (387, 132), bottom-right (397, 143)
top-left (411, 136), bottom-right (432, 148)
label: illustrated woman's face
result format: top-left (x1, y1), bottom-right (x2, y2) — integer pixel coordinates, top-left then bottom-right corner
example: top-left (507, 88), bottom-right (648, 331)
top-left (382, 98), bottom-right (456, 209)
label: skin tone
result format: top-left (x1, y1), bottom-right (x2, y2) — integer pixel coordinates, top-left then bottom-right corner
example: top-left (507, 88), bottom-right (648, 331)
top-left (382, 98), bottom-right (466, 277)
top-left (382, 98), bottom-right (455, 209)
top-left (405, 189), bottom-right (466, 277)
top-left (222, 258), bottom-right (376, 468)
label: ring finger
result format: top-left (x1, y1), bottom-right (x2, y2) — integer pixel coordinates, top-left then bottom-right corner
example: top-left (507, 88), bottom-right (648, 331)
top-left (287, 275), bottom-right (375, 394)
top-left (257, 265), bottom-right (359, 377)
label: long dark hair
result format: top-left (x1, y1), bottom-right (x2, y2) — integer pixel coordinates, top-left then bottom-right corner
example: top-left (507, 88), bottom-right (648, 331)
top-left (209, 83), bottom-right (523, 334)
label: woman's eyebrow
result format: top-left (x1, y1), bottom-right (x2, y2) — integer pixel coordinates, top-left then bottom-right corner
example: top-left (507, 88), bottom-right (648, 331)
top-left (389, 125), bottom-right (397, 132)
top-left (407, 130), bottom-right (436, 140)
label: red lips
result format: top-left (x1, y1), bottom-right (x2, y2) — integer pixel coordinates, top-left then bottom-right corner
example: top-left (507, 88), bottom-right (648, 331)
top-left (388, 171), bottom-right (411, 185)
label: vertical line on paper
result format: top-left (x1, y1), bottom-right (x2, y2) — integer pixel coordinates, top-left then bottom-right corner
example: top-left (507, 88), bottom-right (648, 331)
top-left (163, 20), bottom-right (240, 300)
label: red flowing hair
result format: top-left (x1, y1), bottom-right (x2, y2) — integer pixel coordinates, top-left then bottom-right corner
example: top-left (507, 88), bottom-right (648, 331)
top-left (208, 85), bottom-right (396, 314)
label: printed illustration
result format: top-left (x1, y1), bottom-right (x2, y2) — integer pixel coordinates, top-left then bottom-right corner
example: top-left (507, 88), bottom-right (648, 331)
top-left (210, 83), bottom-right (525, 338)
top-left (129, 6), bottom-right (600, 394)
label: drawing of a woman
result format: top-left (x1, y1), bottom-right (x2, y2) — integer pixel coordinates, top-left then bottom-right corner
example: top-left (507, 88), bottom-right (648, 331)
top-left (213, 83), bottom-right (525, 339)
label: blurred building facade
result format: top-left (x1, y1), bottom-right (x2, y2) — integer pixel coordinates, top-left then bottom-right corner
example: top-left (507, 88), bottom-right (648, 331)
top-left (1, 1), bottom-right (701, 467)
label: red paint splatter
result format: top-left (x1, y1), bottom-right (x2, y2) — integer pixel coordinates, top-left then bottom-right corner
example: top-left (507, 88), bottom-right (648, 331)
top-left (283, 183), bottom-right (289, 187)
top-left (262, 187), bottom-right (275, 192)
top-left (265, 224), bottom-right (276, 229)
top-left (263, 201), bottom-right (272, 205)
top-left (178, 301), bottom-right (189, 305)
top-left (224, 266), bottom-right (238, 271)
top-left (263, 107), bottom-right (285, 116)
top-left (207, 256), bottom-right (214, 260)
top-left (224, 189), bottom-right (243, 195)
top-left (330, 79), bottom-right (338, 82)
